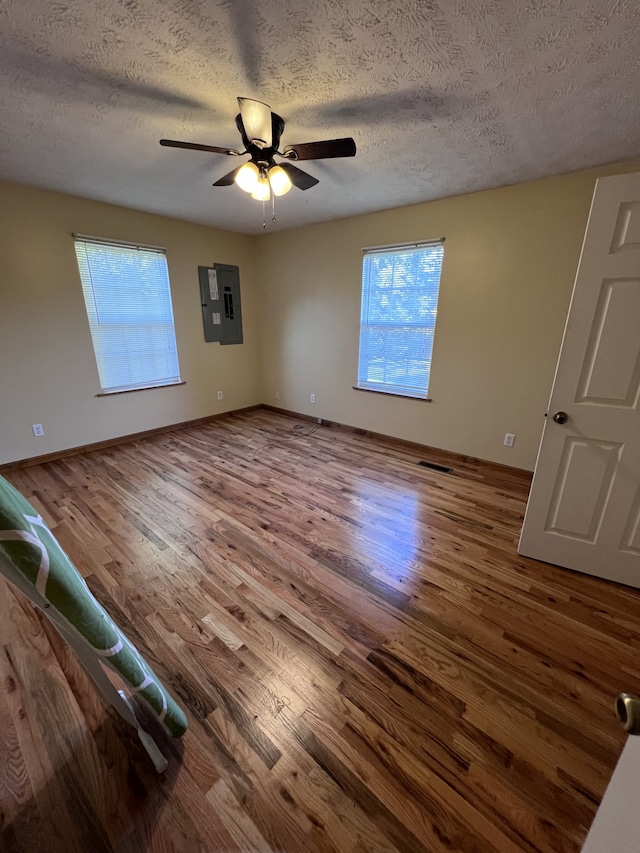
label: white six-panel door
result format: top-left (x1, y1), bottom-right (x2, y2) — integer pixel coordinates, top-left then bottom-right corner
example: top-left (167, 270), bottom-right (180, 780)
top-left (519, 172), bottom-right (640, 587)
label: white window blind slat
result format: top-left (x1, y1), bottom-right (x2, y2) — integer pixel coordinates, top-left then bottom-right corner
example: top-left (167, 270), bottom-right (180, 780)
top-left (357, 243), bottom-right (444, 399)
top-left (74, 238), bottom-right (181, 393)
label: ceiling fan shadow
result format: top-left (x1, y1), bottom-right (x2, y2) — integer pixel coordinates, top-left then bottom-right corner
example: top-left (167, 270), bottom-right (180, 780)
top-left (296, 87), bottom-right (466, 127)
top-left (222, 0), bottom-right (268, 90)
top-left (0, 38), bottom-right (206, 111)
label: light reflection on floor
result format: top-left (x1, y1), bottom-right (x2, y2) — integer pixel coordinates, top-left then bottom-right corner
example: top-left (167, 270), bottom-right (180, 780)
top-left (349, 477), bottom-right (423, 589)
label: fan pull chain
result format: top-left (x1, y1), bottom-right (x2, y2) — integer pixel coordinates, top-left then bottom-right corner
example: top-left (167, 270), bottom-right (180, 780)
top-left (272, 194), bottom-right (277, 223)
top-left (262, 200), bottom-right (266, 230)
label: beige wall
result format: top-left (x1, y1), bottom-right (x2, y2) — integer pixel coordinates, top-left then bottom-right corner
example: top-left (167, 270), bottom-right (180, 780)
top-left (256, 161), bottom-right (640, 471)
top-left (0, 181), bottom-right (260, 464)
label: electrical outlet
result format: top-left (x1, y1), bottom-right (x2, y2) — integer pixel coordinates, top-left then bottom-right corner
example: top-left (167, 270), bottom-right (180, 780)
top-left (217, 390), bottom-right (223, 401)
top-left (32, 423), bottom-right (44, 437)
top-left (504, 433), bottom-right (515, 447)
top-left (274, 391), bottom-right (280, 400)
top-left (310, 393), bottom-right (316, 404)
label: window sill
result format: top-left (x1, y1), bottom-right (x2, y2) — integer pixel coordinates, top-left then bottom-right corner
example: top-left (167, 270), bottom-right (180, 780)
top-left (352, 386), bottom-right (432, 402)
top-left (96, 381), bottom-right (186, 397)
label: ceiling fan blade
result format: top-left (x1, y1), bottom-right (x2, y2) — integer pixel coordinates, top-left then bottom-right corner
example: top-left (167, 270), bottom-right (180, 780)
top-left (278, 162), bottom-right (319, 191)
top-left (282, 137), bottom-right (356, 161)
top-left (237, 97), bottom-right (272, 149)
top-left (212, 166), bottom-right (243, 187)
top-left (160, 139), bottom-right (239, 155)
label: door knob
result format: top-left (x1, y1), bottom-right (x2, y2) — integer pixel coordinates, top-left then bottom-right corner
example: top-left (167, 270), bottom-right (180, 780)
top-left (552, 411), bottom-right (568, 424)
top-left (617, 693), bottom-right (640, 735)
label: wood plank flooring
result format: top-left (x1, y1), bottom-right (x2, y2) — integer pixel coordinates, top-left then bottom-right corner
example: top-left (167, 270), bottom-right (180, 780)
top-left (2, 409), bottom-right (640, 852)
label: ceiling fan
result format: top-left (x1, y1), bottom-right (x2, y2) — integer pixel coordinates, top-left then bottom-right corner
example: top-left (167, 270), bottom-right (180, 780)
top-left (160, 97), bottom-right (356, 201)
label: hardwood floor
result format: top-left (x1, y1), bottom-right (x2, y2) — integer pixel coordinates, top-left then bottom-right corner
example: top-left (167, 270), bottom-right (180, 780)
top-left (2, 409), bottom-right (639, 852)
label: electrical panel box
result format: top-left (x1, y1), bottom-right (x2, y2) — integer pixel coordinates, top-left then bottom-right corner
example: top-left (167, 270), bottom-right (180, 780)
top-left (198, 266), bottom-right (222, 342)
top-left (198, 264), bottom-right (243, 345)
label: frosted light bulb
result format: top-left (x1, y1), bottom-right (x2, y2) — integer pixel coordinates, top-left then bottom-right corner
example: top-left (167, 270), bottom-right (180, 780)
top-left (235, 162), bottom-right (259, 193)
top-left (268, 165), bottom-right (292, 196)
top-left (251, 174), bottom-right (271, 201)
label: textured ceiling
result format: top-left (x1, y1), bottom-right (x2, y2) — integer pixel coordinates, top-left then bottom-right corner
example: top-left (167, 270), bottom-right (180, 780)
top-left (1, 0), bottom-right (639, 234)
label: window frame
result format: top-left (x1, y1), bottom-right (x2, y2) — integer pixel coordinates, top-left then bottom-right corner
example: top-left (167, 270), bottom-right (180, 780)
top-left (356, 239), bottom-right (444, 401)
top-left (73, 234), bottom-right (182, 396)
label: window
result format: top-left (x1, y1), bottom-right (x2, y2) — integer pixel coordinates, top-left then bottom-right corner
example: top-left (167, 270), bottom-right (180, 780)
top-left (357, 240), bottom-right (444, 399)
top-left (74, 236), bottom-right (181, 394)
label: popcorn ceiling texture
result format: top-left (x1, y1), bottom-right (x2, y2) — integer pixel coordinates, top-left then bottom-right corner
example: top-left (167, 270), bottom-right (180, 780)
top-left (1, 0), bottom-right (639, 233)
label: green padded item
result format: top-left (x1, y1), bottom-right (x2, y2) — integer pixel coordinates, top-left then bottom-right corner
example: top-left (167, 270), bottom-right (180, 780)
top-left (0, 474), bottom-right (187, 738)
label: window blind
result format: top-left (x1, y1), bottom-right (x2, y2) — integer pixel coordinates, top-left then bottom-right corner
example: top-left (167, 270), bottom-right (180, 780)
top-left (357, 241), bottom-right (444, 399)
top-left (74, 237), bottom-right (181, 393)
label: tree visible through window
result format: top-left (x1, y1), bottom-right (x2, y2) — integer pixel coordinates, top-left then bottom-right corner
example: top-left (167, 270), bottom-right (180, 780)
top-left (357, 241), bottom-right (444, 399)
top-left (74, 236), bottom-right (181, 394)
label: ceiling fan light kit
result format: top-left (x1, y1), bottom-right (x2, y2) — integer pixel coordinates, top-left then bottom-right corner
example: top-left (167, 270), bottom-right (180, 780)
top-left (160, 96), bottom-right (356, 225)
top-left (235, 161), bottom-right (259, 193)
top-left (268, 165), bottom-right (292, 197)
top-left (250, 170), bottom-right (271, 201)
